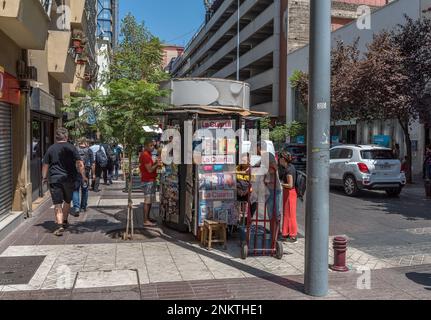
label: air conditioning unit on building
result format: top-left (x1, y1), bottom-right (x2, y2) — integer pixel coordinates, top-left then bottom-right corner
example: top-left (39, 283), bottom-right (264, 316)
top-left (17, 60), bottom-right (38, 81)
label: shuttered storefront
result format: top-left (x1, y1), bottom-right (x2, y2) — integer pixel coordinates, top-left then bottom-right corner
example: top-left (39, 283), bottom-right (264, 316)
top-left (0, 102), bottom-right (12, 221)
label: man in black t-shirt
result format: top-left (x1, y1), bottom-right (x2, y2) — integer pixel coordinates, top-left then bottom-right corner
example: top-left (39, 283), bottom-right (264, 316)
top-left (42, 128), bottom-right (87, 236)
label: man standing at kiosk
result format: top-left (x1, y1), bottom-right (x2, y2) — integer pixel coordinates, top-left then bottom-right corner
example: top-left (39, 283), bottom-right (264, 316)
top-left (140, 139), bottom-right (161, 227)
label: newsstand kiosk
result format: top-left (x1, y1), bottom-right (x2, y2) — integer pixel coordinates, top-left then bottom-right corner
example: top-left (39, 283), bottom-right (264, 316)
top-left (159, 78), bottom-right (267, 238)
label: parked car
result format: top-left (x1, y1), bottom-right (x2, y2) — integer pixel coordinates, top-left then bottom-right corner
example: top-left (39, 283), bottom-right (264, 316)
top-left (280, 144), bottom-right (307, 172)
top-left (329, 145), bottom-right (406, 197)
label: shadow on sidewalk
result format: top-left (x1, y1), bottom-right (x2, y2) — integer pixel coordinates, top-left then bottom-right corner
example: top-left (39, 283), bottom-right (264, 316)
top-left (406, 272), bottom-right (431, 291)
top-left (34, 219), bottom-right (122, 235)
top-left (330, 186), bottom-right (431, 221)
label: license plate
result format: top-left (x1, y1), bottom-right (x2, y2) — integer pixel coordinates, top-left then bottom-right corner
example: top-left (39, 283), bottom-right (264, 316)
top-left (377, 165), bottom-right (392, 170)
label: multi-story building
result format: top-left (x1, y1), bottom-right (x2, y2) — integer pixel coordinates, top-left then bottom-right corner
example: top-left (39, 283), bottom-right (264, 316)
top-left (170, 0), bottom-right (389, 120)
top-left (0, 0), bottom-right (98, 240)
top-left (163, 44), bottom-right (185, 73)
top-left (0, 0), bottom-right (50, 237)
top-left (97, 0), bottom-right (119, 49)
top-left (28, 0), bottom-right (98, 202)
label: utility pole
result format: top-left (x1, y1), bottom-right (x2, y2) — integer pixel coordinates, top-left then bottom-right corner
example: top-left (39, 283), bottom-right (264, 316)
top-left (304, 0), bottom-right (332, 297)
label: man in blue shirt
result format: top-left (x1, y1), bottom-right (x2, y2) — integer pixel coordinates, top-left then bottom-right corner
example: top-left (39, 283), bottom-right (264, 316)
top-left (90, 141), bottom-right (107, 192)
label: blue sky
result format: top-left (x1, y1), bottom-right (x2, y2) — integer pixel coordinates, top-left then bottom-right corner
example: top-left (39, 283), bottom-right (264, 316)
top-left (120, 0), bottom-right (206, 46)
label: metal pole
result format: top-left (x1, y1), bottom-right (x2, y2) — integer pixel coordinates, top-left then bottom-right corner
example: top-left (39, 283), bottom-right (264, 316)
top-left (236, 0), bottom-right (240, 81)
top-left (304, 0), bottom-right (332, 297)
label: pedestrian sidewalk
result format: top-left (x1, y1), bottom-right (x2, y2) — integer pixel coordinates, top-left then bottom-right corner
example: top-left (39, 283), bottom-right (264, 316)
top-left (0, 181), bottom-right (429, 300)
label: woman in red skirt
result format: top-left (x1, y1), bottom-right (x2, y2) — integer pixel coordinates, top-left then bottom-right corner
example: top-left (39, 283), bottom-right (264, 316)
top-left (279, 151), bottom-right (298, 243)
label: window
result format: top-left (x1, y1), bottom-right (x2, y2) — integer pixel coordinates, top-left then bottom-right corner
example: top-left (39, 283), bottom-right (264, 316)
top-left (361, 150), bottom-right (395, 160)
top-left (330, 149), bottom-right (341, 160)
top-left (339, 148), bottom-right (353, 159)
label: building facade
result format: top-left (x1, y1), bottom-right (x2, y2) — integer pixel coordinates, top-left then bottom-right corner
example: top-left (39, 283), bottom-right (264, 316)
top-left (0, 0), bottom-right (99, 240)
top-left (0, 0), bottom-right (51, 236)
top-left (286, 0), bottom-right (431, 174)
top-left (171, 0), bottom-right (388, 119)
top-left (162, 45), bottom-right (185, 73)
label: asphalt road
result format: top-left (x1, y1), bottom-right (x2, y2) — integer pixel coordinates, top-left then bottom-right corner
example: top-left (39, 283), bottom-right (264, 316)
top-left (297, 182), bottom-right (431, 260)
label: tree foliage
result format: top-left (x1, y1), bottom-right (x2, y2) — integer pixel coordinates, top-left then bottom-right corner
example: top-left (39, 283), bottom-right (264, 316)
top-left (63, 13), bottom-right (169, 238)
top-left (291, 15), bottom-right (431, 183)
top-left (260, 117), bottom-right (305, 148)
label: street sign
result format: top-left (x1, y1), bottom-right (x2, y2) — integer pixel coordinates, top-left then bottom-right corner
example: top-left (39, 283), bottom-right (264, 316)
top-left (373, 135), bottom-right (391, 148)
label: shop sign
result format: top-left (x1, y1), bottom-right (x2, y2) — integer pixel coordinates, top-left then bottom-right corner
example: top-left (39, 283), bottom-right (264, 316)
top-left (201, 120), bottom-right (234, 129)
top-left (0, 66), bottom-right (20, 105)
top-left (201, 155), bottom-right (235, 165)
top-left (373, 135), bottom-right (391, 148)
top-left (296, 135), bottom-right (305, 144)
top-left (201, 190), bottom-right (235, 200)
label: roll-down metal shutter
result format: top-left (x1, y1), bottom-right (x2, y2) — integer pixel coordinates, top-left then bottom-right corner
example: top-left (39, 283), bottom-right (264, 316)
top-left (0, 103), bottom-right (12, 221)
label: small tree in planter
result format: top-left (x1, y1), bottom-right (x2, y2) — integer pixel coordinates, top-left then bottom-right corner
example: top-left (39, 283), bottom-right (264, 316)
top-left (76, 53), bottom-right (88, 65)
top-left (67, 14), bottom-right (169, 240)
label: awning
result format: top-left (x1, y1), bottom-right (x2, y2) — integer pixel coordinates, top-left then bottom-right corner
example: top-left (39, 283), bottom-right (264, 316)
top-left (159, 105), bottom-right (268, 118)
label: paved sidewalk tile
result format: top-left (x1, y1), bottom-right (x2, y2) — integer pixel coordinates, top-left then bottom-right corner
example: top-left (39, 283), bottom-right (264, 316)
top-left (75, 270), bottom-right (138, 289)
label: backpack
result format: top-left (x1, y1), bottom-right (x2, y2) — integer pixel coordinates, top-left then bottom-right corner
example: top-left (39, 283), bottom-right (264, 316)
top-left (78, 147), bottom-right (92, 169)
top-left (295, 170), bottom-right (307, 201)
top-left (96, 146), bottom-right (108, 168)
top-left (104, 145), bottom-right (117, 163)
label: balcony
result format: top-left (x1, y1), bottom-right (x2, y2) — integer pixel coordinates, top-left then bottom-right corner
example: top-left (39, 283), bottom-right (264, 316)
top-left (70, 0), bottom-right (86, 28)
top-left (47, 30), bottom-right (76, 83)
top-left (70, 64), bottom-right (87, 95)
top-left (30, 88), bottom-right (61, 117)
top-left (0, 0), bottom-right (50, 49)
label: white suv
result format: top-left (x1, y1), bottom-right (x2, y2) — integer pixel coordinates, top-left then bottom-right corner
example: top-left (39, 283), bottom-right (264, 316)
top-left (330, 145), bottom-right (407, 197)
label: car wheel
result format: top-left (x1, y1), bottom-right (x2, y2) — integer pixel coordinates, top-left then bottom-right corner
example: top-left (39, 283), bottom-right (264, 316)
top-left (344, 175), bottom-right (359, 197)
top-left (386, 187), bottom-right (402, 197)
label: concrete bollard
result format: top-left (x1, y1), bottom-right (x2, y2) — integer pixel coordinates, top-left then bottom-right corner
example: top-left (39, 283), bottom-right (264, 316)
top-left (330, 237), bottom-right (349, 272)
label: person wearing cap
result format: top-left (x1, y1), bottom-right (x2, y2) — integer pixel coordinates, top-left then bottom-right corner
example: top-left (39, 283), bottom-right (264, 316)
top-left (278, 151), bottom-right (298, 243)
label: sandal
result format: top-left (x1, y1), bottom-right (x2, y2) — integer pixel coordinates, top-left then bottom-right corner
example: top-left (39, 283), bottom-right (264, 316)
top-left (54, 225), bottom-right (65, 237)
top-left (63, 221), bottom-right (69, 229)
top-left (143, 221), bottom-right (157, 227)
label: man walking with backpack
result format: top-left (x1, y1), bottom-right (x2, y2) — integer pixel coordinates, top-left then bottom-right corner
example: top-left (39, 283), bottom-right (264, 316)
top-left (42, 128), bottom-right (87, 236)
top-left (90, 141), bottom-right (107, 192)
top-left (72, 138), bottom-right (94, 216)
top-left (102, 142), bottom-right (116, 185)
top-left (112, 144), bottom-right (123, 180)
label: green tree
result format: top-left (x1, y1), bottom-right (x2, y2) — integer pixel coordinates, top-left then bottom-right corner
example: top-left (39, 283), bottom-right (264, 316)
top-left (289, 17), bottom-right (431, 183)
top-left (260, 117), bottom-right (305, 149)
top-left (64, 13), bottom-right (169, 239)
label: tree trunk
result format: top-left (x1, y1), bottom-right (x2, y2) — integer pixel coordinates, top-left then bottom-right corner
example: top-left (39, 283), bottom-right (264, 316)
top-left (399, 119), bottom-right (413, 184)
top-left (127, 153), bottom-right (134, 239)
